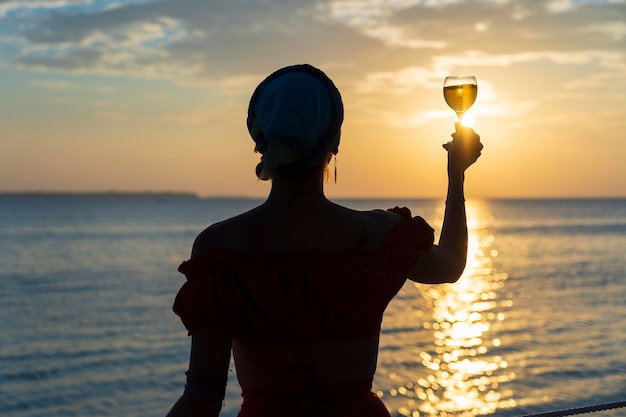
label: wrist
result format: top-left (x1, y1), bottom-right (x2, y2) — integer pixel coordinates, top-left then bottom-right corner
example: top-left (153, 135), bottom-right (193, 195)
top-left (448, 166), bottom-right (464, 179)
top-left (448, 173), bottom-right (464, 190)
top-left (445, 193), bottom-right (465, 203)
top-left (447, 171), bottom-right (464, 202)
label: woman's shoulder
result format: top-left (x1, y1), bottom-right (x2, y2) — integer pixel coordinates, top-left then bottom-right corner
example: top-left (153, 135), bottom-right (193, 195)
top-left (353, 207), bottom-right (403, 230)
top-left (191, 207), bottom-right (263, 256)
top-left (366, 208), bottom-right (407, 240)
top-left (329, 204), bottom-right (406, 250)
top-left (189, 202), bottom-right (409, 256)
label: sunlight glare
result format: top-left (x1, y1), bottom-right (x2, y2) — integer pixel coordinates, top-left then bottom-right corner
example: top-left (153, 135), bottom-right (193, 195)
top-left (460, 112), bottom-right (475, 128)
top-left (414, 200), bottom-right (516, 416)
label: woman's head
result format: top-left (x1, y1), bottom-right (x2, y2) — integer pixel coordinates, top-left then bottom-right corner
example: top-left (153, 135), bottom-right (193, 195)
top-left (247, 64), bottom-right (343, 180)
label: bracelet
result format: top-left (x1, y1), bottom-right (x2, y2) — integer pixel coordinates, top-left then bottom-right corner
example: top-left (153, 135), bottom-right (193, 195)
top-left (445, 194), bottom-right (465, 203)
top-left (183, 369), bottom-right (228, 401)
top-left (184, 384), bottom-right (226, 401)
top-left (185, 369), bottom-right (228, 382)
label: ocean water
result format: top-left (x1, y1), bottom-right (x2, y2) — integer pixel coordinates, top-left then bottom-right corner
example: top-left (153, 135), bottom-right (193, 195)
top-left (0, 195), bottom-right (624, 417)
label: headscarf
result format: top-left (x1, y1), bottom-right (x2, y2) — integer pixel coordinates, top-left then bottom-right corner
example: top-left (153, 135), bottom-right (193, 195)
top-left (247, 64), bottom-right (344, 180)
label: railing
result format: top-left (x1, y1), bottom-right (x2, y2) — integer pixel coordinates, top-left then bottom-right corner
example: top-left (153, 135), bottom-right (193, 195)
top-left (514, 400), bottom-right (626, 417)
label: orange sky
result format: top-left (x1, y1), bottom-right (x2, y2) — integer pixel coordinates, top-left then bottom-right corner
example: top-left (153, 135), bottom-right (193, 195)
top-left (1, 0), bottom-right (625, 198)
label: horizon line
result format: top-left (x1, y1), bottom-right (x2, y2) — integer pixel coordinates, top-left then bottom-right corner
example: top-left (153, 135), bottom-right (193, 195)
top-left (1, 190), bottom-right (624, 200)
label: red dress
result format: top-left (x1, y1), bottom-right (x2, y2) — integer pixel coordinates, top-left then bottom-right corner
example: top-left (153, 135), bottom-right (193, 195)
top-left (173, 207), bottom-right (434, 417)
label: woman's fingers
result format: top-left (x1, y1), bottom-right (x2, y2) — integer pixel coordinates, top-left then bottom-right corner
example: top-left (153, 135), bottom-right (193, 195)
top-left (445, 128), bottom-right (483, 171)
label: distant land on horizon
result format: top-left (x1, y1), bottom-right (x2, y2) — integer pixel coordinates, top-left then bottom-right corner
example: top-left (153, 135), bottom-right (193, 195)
top-left (0, 191), bottom-right (200, 198)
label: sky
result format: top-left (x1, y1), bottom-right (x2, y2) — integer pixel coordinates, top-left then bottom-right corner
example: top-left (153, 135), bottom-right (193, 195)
top-left (0, 0), bottom-right (625, 198)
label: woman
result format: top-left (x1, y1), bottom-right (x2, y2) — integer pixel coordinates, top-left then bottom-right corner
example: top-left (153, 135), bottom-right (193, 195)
top-left (166, 64), bottom-right (483, 417)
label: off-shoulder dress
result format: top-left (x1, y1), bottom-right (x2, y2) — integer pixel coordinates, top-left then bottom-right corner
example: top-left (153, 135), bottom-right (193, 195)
top-left (173, 207), bottom-right (434, 417)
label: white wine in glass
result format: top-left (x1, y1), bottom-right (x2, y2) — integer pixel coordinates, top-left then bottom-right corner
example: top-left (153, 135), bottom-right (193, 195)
top-left (443, 75), bottom-right (477, 124)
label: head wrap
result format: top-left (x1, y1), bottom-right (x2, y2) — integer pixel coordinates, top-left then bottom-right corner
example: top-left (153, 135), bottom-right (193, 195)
top-left (247, 64), bottom-right (343, 180)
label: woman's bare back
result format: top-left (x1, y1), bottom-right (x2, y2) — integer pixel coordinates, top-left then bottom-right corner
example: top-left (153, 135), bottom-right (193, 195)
top-left (187, 197), bottom-right (406, 391)
top-left (192, 197), bottom-right (404, 257)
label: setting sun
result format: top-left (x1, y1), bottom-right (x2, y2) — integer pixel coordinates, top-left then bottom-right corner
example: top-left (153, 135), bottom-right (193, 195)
top-left (460, 113), bottom-right (475, 128)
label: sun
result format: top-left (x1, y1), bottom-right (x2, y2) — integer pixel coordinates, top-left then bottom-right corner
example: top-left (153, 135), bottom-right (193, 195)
top-left (460, 112), bottom-right (475, 128)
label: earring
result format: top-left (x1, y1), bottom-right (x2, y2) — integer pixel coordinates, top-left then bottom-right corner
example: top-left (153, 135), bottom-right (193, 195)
top-left (334, 155), bottom-right (337, 183)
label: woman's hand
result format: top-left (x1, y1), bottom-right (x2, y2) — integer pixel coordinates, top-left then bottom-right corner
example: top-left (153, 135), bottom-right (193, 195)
top-left (443, 123), bottom-right (483, 176)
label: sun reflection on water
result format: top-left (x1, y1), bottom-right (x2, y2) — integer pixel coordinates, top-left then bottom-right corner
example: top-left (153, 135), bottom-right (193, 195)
top-left (408, 200), bottom-right (516, 416)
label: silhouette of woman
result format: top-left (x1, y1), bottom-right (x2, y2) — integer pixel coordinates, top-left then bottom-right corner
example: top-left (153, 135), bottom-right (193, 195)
top-left (166, 63), bottom-right (483, 417)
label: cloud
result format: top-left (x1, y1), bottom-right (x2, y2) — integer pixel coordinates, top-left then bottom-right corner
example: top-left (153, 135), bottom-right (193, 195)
top-left (0, 0), bottom-right (92, 18)
top-left (352, 48), bottom-right (625, 99)
top-left (355, 66), bottom-right (446, 95)
top-left (356, 74), bottom-right (537, 127)
top-left (0, 0), bottom-right (624, 98)
top-left (29, 79), bottom-right (78, 90)
top-left (2, 0), bottom-right (368, 83)
top-left (429, 49), bottom-right (625, 71)
top-left (584, 21), bottom-right (626, 40)
top-left (321, 0), bottom-right (449, 49)
top-left (547, 0), bottom-right (577, 13)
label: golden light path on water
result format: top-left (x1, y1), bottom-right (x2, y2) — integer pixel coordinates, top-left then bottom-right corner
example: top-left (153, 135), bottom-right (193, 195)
top-left (380, 200), bottom-right (517, 417)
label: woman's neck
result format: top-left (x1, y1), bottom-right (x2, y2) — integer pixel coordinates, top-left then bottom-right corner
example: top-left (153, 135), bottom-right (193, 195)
top-left (267, 169), bottom-right (327, 201)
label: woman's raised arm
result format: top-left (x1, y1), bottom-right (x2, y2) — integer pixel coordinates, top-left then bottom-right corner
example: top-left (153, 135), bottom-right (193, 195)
top-left (408, 124), bottom-right (483, 284)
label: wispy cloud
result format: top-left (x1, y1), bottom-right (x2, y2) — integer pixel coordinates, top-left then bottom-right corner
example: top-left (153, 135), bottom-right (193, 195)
top-left (584, 20), bottom-right (626, 40)
top-left (29, 79), bottom-right (78, 90)
top-left (355, 67), bottom-right (446, 95)
top-left (2, 0), bottom-right (624, 90)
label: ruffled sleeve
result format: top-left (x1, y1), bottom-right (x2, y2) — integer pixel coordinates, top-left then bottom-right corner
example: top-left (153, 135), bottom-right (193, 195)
top-left (173, 252), bottom-right (238, 335)
top-left (384, 206), bottom-right (434, 261)
top-left (349, 206), bottom-right (432, 304)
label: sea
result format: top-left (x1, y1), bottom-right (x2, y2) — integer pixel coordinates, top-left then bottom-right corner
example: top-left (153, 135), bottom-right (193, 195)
top-left (0, 195), bottom-right (624, 417)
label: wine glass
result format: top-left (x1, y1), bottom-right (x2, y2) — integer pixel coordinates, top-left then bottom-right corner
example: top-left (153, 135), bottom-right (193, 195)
top-left (443, 75), bottom-right (477, 125)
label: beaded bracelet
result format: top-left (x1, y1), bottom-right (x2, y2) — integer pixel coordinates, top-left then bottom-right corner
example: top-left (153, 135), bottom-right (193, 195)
top-left (185, 369), bottom-right (228, 382)
top-left (183, 369), bottom-right (228, 401)
top-left (183, 384), bottom-right (226, 401)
